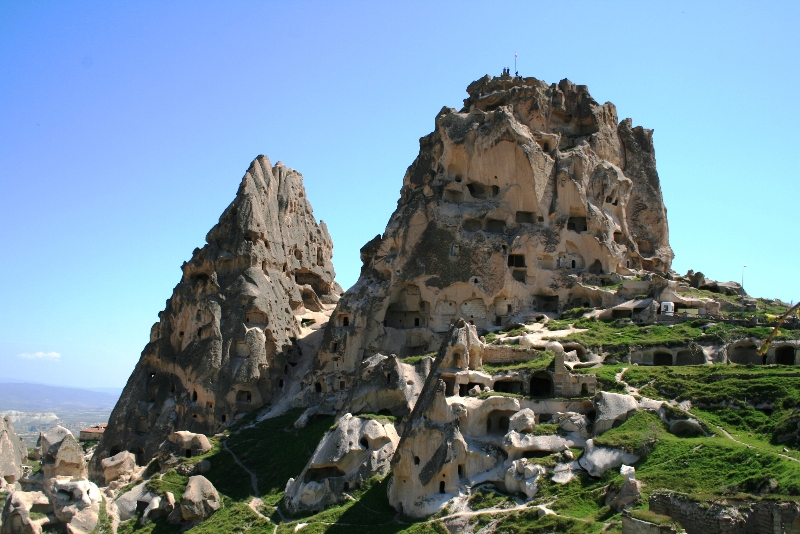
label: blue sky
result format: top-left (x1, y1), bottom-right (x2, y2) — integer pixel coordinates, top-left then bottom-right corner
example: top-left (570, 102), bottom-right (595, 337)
top-left (1, 1), bottom-right (798, 388)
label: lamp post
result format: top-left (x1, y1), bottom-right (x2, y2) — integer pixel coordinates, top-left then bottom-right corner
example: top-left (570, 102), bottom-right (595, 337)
top-left (741, 265), bottom-right (747, 320)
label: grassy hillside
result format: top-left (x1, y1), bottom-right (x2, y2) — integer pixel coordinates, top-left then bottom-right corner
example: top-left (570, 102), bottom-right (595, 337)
top-left (110, 360), bottom-right (800, 534)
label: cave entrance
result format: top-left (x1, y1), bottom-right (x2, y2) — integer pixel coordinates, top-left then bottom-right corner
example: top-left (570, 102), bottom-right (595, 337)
top-left (776, 346), bottom-right (796, 365)
top-left (567, 217), bottom-right (587, 233)
top-left (653, 352), bottom-right (673, 366)
top-left (508, 254), bottom-right (526, 268)
top-left (486, 219), bottom-right (506, 234)
top-left (515, 211), bottom-right (536, 224)
top-left (442, 376), bottom-right (456, 397)
top-left (459, 382), bottom-right (483, 397)
top-left (534, 295), bottom-right (559, 313)
top-left (529, 372), bottom-right (553, 397)
top-left (304, 466), bottom-right (346, 483)
top-left (494, 380), bottom-right (522, 394)
top-left (730, 344), bottom-right (760, 365)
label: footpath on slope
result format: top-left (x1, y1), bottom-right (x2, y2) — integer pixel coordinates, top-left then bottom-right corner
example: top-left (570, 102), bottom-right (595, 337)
top-left (221, 438), bottom-right (284, 527)
top-left (613, 367), bottom-right (800, 465)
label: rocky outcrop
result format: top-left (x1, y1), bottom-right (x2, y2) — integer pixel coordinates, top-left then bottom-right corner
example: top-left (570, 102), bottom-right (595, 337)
top-left (38, 427), bottom-right (86, 483)
top-left (1, 491), bottom-right (53, 534)
top-left (91, 156), bottom-right (341, 479)
top-left (0, 416), bottom-right (25, 489)
top-left (100, 451), bottom-right (136, 485)
top-left (156, 431), bottom-right (213, 471)
top-left (605, 464), bottom-right (641, 511)
top-left (593, 392), bottom-right (639, 435)
top-left (284, 414), bottom-right (399, 513)
top-left (579, 439), bottom-right (640, 477)
top-left (179, 476), bottom-right (219, 522)
top-left (50, 479), bottom-right (101, 533)
top-left (311, 72), bottom-right (672, 403)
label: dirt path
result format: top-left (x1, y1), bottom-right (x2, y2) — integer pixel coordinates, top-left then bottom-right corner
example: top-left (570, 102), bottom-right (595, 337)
top-left (222, 439), bottom-right (292, 531)
top-left (714, 426), bottom-right (800, 464)
top-left (223, 440), bottom-right (260, 497)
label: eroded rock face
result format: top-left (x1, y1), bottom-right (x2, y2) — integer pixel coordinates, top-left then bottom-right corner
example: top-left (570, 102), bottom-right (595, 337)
top-left (38, 427), bottom-right (86, 483)
top-left (578, 439), bottom-right (640, 477)
top-left (179, 476), bottom-right (220, 522)
top-left (50, 479), bottom-right (101, 533)
top-left (593, 392), bottom-right (639, 435)
top-left (285, 413), bottom-right (399, 513)
top-left (91, 156), bottom-right (341, 479)
top-left (0, 416), bottom-right (25, 488)
top-left (100, 451), bottom-right (136, 485)
top-left (1, 491), bottom-right (53, 534)
top-left (312, 73), bottom-right (672, 397)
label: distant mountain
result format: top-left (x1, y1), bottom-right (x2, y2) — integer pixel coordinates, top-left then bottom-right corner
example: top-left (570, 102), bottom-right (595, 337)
top-left (0, 382), bottom-right (120, 412)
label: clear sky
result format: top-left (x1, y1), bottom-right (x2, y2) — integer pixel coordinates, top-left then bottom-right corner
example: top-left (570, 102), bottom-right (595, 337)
top-left (1, 1), bottom-right (798, 389)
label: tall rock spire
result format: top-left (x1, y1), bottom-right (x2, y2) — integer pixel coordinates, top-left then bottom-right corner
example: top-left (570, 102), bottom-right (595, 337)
top-left (90, 156), bottom-right (341, 478)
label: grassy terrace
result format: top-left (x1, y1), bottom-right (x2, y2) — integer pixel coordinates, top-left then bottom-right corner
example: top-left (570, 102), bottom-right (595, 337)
top-left (544, 317), bottom-right (799, 353)
top-left (620, 364), bottom-right (800, 456)
top-left (592, 410), bottom-right (800, 500)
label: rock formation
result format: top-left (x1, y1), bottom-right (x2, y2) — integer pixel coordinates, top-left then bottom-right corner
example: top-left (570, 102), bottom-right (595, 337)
top-left (68, 72), bottom-right (800, 531)
top-left (2, 427), bottom-right (103, 534)
top-left (386, 320), bottom-right (598, 518)
top-left (0, 416), bottom-right (25, 490)
top-left (310, 73), bottom-right (672, 396)
top-left (90, 156), bottom-right (341, 479)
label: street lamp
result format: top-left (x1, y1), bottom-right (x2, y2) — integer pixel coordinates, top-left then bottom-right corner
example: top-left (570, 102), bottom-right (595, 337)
top-left (741, 265), bottom-right (747, 319)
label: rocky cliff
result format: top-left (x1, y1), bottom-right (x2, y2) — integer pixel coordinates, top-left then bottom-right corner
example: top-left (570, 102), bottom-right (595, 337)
top-left (90, 156), bottom-right (341, 478)
top-left (308, 73), bottom-right (672, 398)
top-left (0, 416), bottom-right (25, 490)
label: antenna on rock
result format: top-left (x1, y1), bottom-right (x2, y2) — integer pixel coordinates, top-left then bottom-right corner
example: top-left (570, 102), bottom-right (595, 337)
top-left (514, 51), bottom-right (518, 75)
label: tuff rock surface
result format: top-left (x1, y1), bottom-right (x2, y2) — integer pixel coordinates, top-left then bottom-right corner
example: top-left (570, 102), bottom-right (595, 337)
top-left (91, 156), bottom-right (341, 478)
top-left (310, 73), bottom-right (673, 397)
top-left (0, 417), bottom-right (25, 489)
top-left (80, 73), bottom-right (769, 527)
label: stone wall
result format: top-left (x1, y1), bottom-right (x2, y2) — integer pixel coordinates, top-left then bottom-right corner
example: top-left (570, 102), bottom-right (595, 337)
top-left (621, 512), bottom-right (678, 534)
top-left (649, 492), bottom-right (800, 534)
top-left (483, 345), bottom-right (540, 364)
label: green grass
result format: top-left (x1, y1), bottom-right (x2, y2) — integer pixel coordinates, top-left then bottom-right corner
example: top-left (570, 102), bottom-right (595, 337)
top-left (532, 424), bottom-right (559, 436)
top-left (146, 469), bottom-right (189, 498)
top-left (187, 498), bottom-right (272, 533)
top-left (471, 513), bottom-right (494, 531)
top-left (546, 316), bottom-right (800, 353)
top-left (400, 353), bottom-right (436, 365)
top-left (483, 353), bottom-right (552, 374)
top-left (621, 364), bottom-right (800, 448)
top-left (477, 391), bottom-right (525, 400)
top-left (559, 320), bottom-right (704, 350)
top-left (199, 408), bottom-right (333, 505)
top-left (586, 405), bottom-right (800, 501)
top-left (468, 487), bottom-right (514, 510)
top-left (561, 308), bottom-right (593, 320)
top-left (90, 496), bottom-right (113, 534)
top-left (491, 508), bottom-right (602, 533)
top-left (572, 363), bottom-right (628, 393)
top-left (593, 411), bottom-right (663, 454)
top-left (629, 509), bottom-right (676, 526)
top-left (274, 475), bottom-right (447, 533)
top-left (356, 413), bottom-right (398, 425)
